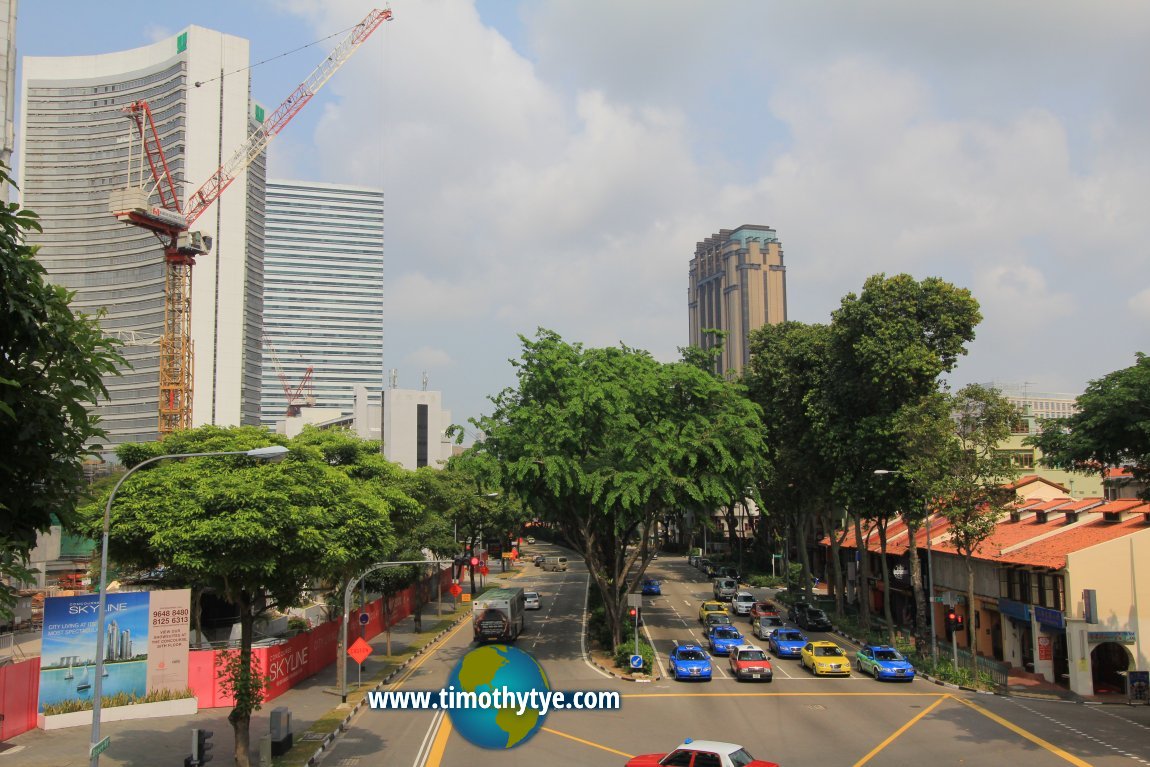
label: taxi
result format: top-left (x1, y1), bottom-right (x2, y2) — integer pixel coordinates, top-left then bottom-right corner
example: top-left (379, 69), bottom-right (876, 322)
top-left (697, 600), bottom-right (728, 623)
top-left (800, 640), bottom-right (851, 676)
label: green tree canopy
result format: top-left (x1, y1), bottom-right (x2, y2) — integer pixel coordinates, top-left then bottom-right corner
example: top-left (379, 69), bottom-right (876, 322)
top-left (473, 329), bottom-right (767, 646)
top-left (81, 425), bottom-right (401, 767)
top-left (1029, 353), bottom-right (1150, 499)
top-left (0, 165), bottom-right (124, 617)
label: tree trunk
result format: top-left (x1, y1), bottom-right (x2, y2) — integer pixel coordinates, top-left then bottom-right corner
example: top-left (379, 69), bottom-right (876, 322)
top-left (965, 556), bottom-right (977, 657)
top-left (193, 587), bottom-right (204, 648)
top-left (853, 514), bottom-right (871, 628)
top-left (876, 518), bottom-right (895, 645)
top-left (905, 517), bottom-right (928, 654)
top-left (230, 592), bottom-right (255, 767)
top-left (796, 514), bottom-right (813, 599)
top-left (828, 515), bottom-right (848, 618)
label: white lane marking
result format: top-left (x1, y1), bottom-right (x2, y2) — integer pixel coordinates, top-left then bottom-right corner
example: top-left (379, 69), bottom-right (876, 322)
top-left (411, 708), bottom-right (446, 767)
top-left (1003, 697), bottom-right (1150, 765)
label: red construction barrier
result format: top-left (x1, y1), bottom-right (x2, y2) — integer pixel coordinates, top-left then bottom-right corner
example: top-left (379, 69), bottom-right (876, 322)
top-left (0, 657), bottom-right (40, 740)
top-left (190, 569), bottom-right (453, 707)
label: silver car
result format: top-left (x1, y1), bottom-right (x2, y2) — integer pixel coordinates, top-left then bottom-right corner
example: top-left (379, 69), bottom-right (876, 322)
top-left (524, 591), bottom-right (541, 610)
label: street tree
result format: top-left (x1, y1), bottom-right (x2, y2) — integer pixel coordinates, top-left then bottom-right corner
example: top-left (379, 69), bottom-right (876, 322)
top-left (1029, 353), bottom-right (1150, 500)
top-left (82, 426), bottom-right (397, 767)
top-left (814, 273), bottom-right (980, 635)
top-left (0, 166), bottom-right (124, 618)
top-left (935, 384), bottom-right (1020, 646)
top-left (474, 329), bottom-right (767, 647)
top-left (744, 321), bottom-right (840, 607)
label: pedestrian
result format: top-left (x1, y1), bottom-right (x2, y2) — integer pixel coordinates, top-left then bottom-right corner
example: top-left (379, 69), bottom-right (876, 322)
top-left (413, 609), bottom-right (423, 633)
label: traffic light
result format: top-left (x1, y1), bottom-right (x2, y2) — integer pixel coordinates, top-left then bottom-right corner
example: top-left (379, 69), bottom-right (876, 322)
top-left (955, 613), bottom-right (965, 635)
top-left (470, 555), bottom-right (480, 568)
top-left (629, 607), bottom-right (638, 619)
top-left (190, 728), bottom-right (214, 765)
top-left (946, 610), bottom-right (957, 636)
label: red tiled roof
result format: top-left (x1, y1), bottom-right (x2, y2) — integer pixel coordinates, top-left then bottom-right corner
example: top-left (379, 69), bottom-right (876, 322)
top-left (997, 506), bottom-right (1150, 568)
top-left (1104, 467), bottom-right (1134, 479)
top-left (1008, 475), bottom-right (1070, 493)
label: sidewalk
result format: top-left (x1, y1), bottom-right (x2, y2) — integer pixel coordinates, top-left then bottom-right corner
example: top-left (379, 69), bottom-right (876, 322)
top-left (1, 594), bottom-right (471, 767)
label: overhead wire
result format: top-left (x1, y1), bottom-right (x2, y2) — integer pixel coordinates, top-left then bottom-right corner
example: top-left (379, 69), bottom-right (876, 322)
top-left (193, 22), bottom-right (362, 88)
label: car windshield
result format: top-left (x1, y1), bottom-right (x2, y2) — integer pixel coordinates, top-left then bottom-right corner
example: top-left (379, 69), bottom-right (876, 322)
top-left (524, 592), bottom-right (538, 599)
top-left (777, 631), bottom-right (802, 641)
top-left (736, 595), bottom-right (753, 603)
top-left (874, 649), bottom-right (902, 660)
top-left (728, 748), bottom-right (756, 767)
top-left (644, 580), bottom-right (658, 586)
top-left (738, 650), bottom-right (767, 661)
top-left (704, 603), bottom-right (724, 611)
top-left (678, 650), bottom-right (705, 660)
top-left (761, 617), bottom-right (783, 626)
top-left (714, 628), bottom-right (739, 638)
top-left (807, 609), bottom-right (827, 619)
top-left (817, 646), bottom-right (845, 657)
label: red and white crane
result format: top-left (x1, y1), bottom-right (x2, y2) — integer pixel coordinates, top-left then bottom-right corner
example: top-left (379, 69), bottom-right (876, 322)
top-left (110, 7), bottom-right (392, 434)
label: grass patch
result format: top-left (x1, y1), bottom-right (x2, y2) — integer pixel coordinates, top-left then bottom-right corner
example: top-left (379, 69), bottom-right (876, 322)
top-left (41, 687), bottom-right (195, 716)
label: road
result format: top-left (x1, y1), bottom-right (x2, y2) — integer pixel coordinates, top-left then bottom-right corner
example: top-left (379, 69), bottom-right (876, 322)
top-left (322, 546), bottom-right (1150, 767)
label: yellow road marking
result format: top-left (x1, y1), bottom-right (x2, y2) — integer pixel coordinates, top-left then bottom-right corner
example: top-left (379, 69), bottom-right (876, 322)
top-left (622, 691), bottom-right (943, 699)
top-left (851, 695), bottom-right (946, 766)
top-left (952, 695), bottom-right (1094, 767)
top-left (541, 727), bottom-right (636, 758)
top-left (387, 618), bottom-right (472, 691)
top-left (426, 711), bottom-right (453, 765)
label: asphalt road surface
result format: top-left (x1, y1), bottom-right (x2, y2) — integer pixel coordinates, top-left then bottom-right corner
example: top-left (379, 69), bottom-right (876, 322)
top-left (321, 547), bottom-right (1150, 767)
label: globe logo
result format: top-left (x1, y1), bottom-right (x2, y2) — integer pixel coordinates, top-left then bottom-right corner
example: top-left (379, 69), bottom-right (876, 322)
top-left (446, 644), bottom-right (550, 749)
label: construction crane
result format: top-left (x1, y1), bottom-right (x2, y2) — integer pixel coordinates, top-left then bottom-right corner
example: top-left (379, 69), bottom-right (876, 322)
top-left (109, 8), bottom-right (392, 434)
top-left (263, 335), bottom-right (316, 417)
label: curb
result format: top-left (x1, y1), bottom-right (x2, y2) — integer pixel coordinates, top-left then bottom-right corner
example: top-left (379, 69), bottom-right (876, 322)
top-left (304, 613), bottom-right (469, 767)
top-left (589, 657), bottom-right (656, 683)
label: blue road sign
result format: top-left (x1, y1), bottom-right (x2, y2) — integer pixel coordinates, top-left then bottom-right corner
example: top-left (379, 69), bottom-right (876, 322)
top-left (359, 612), bottom-right (370, 625)
top-left (629, 654), bottom-right (644, 669)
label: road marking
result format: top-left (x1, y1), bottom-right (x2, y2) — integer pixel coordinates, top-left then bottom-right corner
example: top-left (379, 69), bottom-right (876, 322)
top-left (411, 709), bottom-right (446, 767)
top-left (388, 618), bottom-right (472, 691)
top-left (850, 696), bottom-right (946, 766)
top-left (1001, 698), bottom-right (1150, 765)
top-left (953, 695), bottom-right (1098, 767)
top-left (540, 727), bottom-right (636, 758)
top-left (423, 709), bottom-right (454, 767)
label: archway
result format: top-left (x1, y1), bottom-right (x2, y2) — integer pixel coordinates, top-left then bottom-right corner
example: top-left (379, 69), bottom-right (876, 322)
top-left (1091, 642), bottom-right (1133, 694)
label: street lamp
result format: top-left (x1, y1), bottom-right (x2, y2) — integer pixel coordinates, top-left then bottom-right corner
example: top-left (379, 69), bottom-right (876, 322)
top-left (89, 445), bottom-right (290, 766)
top-left (874, 469), bottom-right (938, 664)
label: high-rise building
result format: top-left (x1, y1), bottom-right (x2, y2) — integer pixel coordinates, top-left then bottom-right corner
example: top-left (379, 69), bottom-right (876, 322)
top-left (688, 225), bottom-right (787, 376)
top-left (19, 27), bottom-right (265, 447)
top-left (261, 180), bottom-right (384, 427)
top-left (0, 0), bottom-right (16, 172)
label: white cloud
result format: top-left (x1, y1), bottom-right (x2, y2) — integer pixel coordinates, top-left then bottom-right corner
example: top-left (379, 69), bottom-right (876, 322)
top-left (1129, 288), bottom-right (1150, 322)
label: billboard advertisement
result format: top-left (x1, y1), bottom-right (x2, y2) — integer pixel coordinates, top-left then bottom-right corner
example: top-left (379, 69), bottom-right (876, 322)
top-left (37, 589), bottom-right (191, 712)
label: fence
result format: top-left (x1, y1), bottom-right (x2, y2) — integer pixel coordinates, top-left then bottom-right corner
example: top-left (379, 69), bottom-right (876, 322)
top-left (932, 640), bottom-right (1010, 691)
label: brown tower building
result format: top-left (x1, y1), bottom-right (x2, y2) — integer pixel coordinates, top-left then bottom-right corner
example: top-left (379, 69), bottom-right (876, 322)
top-left (688, 225), bottom-right (787, 376)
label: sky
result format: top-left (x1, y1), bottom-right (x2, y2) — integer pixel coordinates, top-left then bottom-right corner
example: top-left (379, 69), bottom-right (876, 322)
top-left (17, 1), bottom-right (1150, 437)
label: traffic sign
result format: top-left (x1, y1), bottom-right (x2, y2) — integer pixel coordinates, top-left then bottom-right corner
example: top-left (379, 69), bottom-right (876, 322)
top-left (480, 565), bottom-right (489, 575)
top-left (461, 593), bottom-right (471, 603)
top-left (450, 584), bottom-right (463, 597)
top-left (627, 594), bottom-right (643, 608)
top-left (348, 637), bottom-right (373, 664)
top-left (90, 736), bottom-right (111, 758)
top-left (931, 596), bottom-right (946, 603)
top-left (359, 612), bottom-right (369, 625)
top-left (629, 655), bottom-right (644, 669)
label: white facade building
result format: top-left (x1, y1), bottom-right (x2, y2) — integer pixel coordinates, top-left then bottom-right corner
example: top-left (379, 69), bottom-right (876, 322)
top-left (382, 387), bottom-right (454, 470)
top-left (0, 0), bottom-right (16, 172)
top-left (20, 26), bottom-right (265, 446)
top-left (261, 180), bottom-right (384, 427)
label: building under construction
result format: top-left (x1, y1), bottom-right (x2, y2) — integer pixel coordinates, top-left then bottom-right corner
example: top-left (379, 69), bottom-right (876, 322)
top-left (20, 26), bottom-right (265, 446)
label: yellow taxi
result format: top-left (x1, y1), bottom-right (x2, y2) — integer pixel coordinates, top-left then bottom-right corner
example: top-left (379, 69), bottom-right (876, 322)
top-left (800, 640), bottom-right (851, 676)
top-left (698, 600), bottom-right (729, 623)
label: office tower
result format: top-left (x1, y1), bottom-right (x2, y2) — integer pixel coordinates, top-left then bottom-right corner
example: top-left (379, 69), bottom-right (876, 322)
top-left (261, 180), bottom-right (384, 427)
top-left (0, 0), bottom-right (15, 172)
top-left (20, 27), bottom-right (265, 446)
top-left (688, 225), bottom-right (787, 376)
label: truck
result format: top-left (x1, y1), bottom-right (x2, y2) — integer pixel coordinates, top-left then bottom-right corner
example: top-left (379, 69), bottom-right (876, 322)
top-left (472, 587), bottom-right (526, 643)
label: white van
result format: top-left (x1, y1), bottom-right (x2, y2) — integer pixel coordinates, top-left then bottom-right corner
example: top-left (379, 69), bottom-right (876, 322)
top-left (543, 556), bottom-right (568, 572)
top-left (732, 591), bottom-right (756, 615)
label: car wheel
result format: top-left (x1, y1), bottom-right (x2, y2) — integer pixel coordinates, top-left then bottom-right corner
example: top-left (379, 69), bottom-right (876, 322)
top-left (874, 667), bottom-right (881, 681)
top-left (856, 659), bottom-right (862, 672)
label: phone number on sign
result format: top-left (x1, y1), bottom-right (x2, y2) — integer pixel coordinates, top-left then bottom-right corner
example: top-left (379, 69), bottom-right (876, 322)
top-left (152, 608), bottom-right (190, 626)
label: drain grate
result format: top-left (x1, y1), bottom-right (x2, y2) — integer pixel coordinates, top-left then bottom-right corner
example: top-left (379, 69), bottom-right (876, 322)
top-left (805, 703), bottom-right (827, 711)
top-left (300, 731), bottom-right (327, 741)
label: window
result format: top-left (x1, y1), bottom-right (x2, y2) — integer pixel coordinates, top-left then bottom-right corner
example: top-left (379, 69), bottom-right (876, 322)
top-left (694, 753), bottom-right (721, 767)
top-left (660, 750), bottom-right (693, 766)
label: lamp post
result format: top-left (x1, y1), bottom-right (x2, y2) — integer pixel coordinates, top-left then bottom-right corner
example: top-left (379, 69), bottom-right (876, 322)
top-left (874, 469), bottom-right (938, 664)
top-left (89, 445), bottom-right (290, 767)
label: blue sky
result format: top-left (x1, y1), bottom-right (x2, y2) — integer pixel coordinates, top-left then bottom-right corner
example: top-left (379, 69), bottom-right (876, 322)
top-left (17, 1), bottom-right (1150, 433)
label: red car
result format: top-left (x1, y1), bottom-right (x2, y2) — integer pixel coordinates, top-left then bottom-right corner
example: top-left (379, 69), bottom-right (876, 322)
top-left (748, 603), bottom-right (776, 621)
top-left (625, 739), bottom-right (779, 767)
top-left (728, 645), bottom-right (773, 682)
